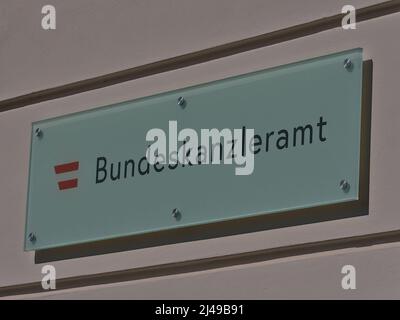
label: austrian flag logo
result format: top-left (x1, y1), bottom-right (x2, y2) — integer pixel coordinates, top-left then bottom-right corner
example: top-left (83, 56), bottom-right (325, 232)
top-left (54, 161), bottom-right (79, 190)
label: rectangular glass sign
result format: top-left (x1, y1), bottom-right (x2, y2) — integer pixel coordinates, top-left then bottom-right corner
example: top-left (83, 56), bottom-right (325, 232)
top-left (25, 49), bottom-right (363, 250)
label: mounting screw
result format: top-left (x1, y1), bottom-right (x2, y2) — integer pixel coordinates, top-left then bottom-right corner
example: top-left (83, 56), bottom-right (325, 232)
top-left (34, 128), bottom-right (42, 138)
top-left (28, 232), bottom-right (36, 243)
top-left (177, 96), bottom-right (186, 108)
top-left (172, 208), bottom-right (181, 220)
top-left (344, 58), bottom-right (353, 71)
top-left (339, 179), bottom-right (350, 192)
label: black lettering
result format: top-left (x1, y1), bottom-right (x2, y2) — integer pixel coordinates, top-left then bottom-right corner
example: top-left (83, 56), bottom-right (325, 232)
top-left (266, 131), bottom-right (275, 152)
top-left (95, 157), bottom-right (107, 184)
top-left (124, 159), bottom-right (135, 178)
top-left (251, 134), bottom-right (262, 154)
top-left (110, 162), bottom-right (121, 181)
top-left (317, 116), bottom-right (327, 142)
top-left (210, 142), bottom-right (223, 163)
top-left (293, 125), bottom-right (313, 146)
top-left (197, 145), bottom-right (206, 165)
top-left (168, 162), bottom-right (179, 170)
top-left (153, 161), bottom-right (164, 173)
top-left (276, 130), bottom-right (289, 149)
top-left (138, 156), bottom-right (150, 175)
top-left (241, 126), bottom-right (246, 157)
top-left (229, 139), bottom-right (237, 159)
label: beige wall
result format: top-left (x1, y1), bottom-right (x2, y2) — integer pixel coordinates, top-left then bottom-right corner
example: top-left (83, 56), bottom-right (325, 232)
top-left (0, 0), bottom-right (400, 299)
top-left (10, 242), bottom-right (400, 300)
top-left (0, 0), bottom-right (382, 100)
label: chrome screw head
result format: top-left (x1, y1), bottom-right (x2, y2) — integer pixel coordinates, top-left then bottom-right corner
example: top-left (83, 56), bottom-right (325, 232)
top-left (34, 128), bottom-right (42, 138)
top-left (172, 208), bottom-right (181, 220)
top-left (340, 179), bottom-right (350, 192)
top-left (344, 58), bottom-right (353, 71)
top-left (177, 96), bottom-right (186, 107)
top-left (28, 232), bottom-right (36, 243)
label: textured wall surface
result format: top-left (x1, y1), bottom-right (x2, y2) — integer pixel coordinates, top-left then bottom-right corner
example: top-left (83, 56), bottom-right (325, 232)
top-left (11, 242), bottom-right (400, 299)
top-left (0, 0), bottom-right (382, 100)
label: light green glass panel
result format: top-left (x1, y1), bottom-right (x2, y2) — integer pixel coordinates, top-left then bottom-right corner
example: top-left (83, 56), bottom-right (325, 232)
top-left (25, 49), bottom-right (363, 250)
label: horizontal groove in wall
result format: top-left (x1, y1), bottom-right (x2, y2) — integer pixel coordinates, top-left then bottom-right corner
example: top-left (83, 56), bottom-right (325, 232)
top-left (1, 229), bottom-right (400, 297)
top-left (0, 0), bottom-right (400, 112)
